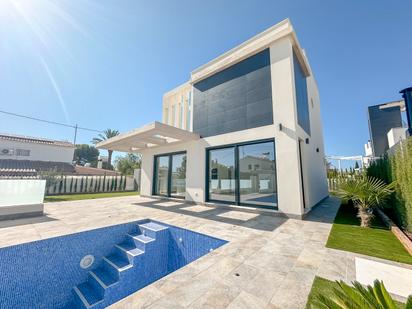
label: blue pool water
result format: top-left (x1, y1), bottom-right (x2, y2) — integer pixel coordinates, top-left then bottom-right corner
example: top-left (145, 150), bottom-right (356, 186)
top-left (0, 219), bottom-right (227, 308)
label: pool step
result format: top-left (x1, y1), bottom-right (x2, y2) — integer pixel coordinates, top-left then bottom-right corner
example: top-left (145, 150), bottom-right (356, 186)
top-left (72, 221), bottom-right (168, 309)
top-left (73, 282), bottom-right (104, 309)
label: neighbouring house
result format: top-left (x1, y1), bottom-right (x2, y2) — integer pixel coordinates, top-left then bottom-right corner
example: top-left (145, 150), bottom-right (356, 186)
top-left (364, 87), bottom-right (412, 162)
top-left (97, 19), bottom-right (329, 218)
top-left (0, 133), bottom-right (75, 178)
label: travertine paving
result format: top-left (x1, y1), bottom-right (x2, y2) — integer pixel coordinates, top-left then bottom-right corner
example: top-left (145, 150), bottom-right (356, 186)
top-left (0, 195), bottom-right (369, 308)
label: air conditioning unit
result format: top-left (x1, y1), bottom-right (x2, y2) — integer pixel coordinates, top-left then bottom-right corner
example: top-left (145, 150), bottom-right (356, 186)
top-left (0, 148), bottom-right (14, 156)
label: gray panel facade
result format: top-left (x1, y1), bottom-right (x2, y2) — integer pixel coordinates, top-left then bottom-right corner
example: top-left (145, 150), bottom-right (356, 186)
top-left (368, 105), bottom-right (402, 157)
top-left (193, 49), bottom-right (273, 137)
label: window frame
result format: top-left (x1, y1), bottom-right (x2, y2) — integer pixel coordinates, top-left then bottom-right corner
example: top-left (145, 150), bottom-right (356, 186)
top-left (152, 151), bottom-right (187, 199)
top-left (205, 138), bottom-right (278, 210)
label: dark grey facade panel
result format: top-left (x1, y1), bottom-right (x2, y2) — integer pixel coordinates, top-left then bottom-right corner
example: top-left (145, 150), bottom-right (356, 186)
top-left (293, 52), bottom-right (311, 135)
top-left (193, 49), bottom-right (273, 137)
top-left (367, 105), bottom-right (402, 157)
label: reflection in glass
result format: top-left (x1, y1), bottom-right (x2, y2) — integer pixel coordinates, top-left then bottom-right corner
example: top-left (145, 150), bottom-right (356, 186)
top-left (155, 156), bottom-right (169, 195)
top-left (171, 153), bottom-right (186, 197)
top-left (239, 142), bottom-right (277, 207)
top-left (208, 147), bottom-right (236, 202)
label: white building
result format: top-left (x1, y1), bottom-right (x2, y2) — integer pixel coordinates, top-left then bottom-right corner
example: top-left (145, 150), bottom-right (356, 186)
top-left (0, 133), bottom-right (75, 177)
top-left (0, 133), bottom-right (74, 163)
top-left (97, 19), bottom-right (328, 218)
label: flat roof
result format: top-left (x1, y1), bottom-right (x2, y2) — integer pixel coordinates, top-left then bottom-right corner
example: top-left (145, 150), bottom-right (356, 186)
top-left (96, 121), bottom-right (200, 152)
top-left (0, 132), bottom-right (74, 148)
top-left (190, 18), bottom-right (311, 84)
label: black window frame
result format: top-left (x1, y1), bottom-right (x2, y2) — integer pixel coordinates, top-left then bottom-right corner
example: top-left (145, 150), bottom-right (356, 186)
top-left (153, 151), bottom-right (187, 199)
top-left (205, 138), bottom-right (278, 210)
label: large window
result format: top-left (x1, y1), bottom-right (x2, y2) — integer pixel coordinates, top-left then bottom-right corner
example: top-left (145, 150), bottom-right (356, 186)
top-left (294, 52), bottom-right (310, 135)
top-left (154, 152), bottom-right (186, 198)
top-left (208, 147), bottom-right (236, 203)
top-left (207, 140), bottom-right (277, 209)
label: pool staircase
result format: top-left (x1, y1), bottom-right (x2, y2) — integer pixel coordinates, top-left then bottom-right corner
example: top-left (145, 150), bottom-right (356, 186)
top-left (72, 221), bottom-right (169, 309)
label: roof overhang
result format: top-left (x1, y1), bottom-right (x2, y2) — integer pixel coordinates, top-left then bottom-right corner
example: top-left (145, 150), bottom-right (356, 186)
top-left (190, 18), bottom-right (311, 84)
top-left (96, 121), bottom-right (200, 152)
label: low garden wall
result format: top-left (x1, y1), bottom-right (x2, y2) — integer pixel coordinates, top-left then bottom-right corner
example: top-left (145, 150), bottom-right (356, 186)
top-left (46, 175), bottom-right (136, 195)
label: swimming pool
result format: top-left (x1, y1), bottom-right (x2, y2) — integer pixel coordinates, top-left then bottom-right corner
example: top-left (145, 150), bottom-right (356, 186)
top-left (0, 219), bottom-right (227, 308)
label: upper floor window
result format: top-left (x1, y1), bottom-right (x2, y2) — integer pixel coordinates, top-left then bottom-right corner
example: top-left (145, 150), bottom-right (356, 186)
top-left (186, 91), bottom-right (192, 131)
top-left (171, 105), bottom-right (176, 126)
top-left (16, 149), bottom-right (30, 156)
top-left (164, 107), bottom-right (169, 124)
top-left (293, 51), bottom-right (311, 135)
top-left (180, 96), bottom-right (184, 129)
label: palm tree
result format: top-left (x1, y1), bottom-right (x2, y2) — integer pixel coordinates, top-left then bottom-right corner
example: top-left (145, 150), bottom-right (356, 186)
top-left (91, 129), bottom-right (120, 168)
top-left (310, 279), bottom-right (411, 309)
top-left (336, 176), bottom-right (395, 228)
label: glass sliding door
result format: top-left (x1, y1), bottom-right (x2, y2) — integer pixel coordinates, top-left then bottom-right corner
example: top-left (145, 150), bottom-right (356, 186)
top-left (206, 140), bottom-right (277, 209)
top-left (208, 147), bottom-right (236, 203)
top-left (238, 141), bottom-right (277, 207)
top-left (154, 156), bottom-right (169, 196)
top-left (171, 153), bottom-right (186, 198)
top-left (153, 152), bottom-right (186, 198)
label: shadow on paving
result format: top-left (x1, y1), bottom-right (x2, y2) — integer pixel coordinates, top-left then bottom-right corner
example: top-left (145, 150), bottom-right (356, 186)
top-left (0, 215), bottom-right (57, 229)
top-left (132, 196), bottom-right (340, 232)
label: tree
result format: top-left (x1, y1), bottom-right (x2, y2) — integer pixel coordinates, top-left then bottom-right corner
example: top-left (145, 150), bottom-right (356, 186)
top-left (336, 176), bottom-right (395, 227)
top-left (115, 153), bottom-right (141, 175)
top-left (91, 129), bottom-right (120, 168)
top-left (74, 144), bottom-right (99, 166)
top-left (310, 279), bottom-right (411, 309)
top-left (354, 161), bottom-right (360, 169)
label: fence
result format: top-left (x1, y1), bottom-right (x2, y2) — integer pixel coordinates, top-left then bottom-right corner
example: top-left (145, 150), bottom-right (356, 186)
top-left (46, 175), bottom-right (136, 195)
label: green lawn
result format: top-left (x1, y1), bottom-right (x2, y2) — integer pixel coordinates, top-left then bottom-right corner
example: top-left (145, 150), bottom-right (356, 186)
top-left (326, 203), bottom-right (412, 265)
top-left (44, 191), bottom-right (138, 202)
top-left (306, 276), bottom-right (405, 308)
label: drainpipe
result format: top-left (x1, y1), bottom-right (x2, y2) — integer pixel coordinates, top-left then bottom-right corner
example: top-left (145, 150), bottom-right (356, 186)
top-left (400, 87), bottom-right (412, 136)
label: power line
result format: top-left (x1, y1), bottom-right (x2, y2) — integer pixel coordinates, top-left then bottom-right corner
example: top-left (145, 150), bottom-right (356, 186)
top-left (0, 109), bottom-right (103, 133)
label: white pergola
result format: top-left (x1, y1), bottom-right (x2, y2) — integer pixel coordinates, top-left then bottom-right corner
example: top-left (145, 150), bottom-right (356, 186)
top-left (325, 155), bottom-right (365, 170)
top-left (96, 121), bottom-right (200, 152)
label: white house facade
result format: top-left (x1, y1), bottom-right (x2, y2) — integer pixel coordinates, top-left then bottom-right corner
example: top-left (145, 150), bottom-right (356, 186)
top-left (97, 19), bottom-right (328, 218)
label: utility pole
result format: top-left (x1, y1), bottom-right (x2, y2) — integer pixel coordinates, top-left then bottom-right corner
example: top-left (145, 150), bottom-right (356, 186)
top-left (73, 124), bottom-right (78, 163)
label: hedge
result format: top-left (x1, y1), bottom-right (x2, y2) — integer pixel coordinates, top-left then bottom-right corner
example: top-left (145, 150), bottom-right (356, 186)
top-left (367, 137), bottom-right (412, 233)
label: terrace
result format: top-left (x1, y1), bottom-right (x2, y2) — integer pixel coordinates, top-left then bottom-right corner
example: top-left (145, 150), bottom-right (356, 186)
top-left (0, 194), bottom-right (364, 308)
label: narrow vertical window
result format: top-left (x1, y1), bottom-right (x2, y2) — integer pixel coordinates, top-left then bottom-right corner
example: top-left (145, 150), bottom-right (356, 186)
top-left (171, 105), bottom-right (176, 126)
top-left (164, 107), bottom-right (169, 124)
top-left (187, 91), bottom-right (192, 130)
top-left (180, 95), bottom-right (184, 129)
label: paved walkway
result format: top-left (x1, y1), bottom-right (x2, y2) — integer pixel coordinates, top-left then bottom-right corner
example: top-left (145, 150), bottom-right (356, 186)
top-left (0, 195), bottom-right (390, 308)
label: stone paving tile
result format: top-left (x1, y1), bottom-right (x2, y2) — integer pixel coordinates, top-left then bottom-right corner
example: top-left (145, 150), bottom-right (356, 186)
top-left (0, 195), bottom-right (350, 308)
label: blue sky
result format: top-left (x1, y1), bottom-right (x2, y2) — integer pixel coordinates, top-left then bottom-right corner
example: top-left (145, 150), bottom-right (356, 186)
top-left (0, 0), bottom-right (411, 160)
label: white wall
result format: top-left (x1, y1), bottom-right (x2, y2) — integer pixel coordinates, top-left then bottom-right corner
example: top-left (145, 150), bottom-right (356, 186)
top-left (0, 179), bottom-right (46, 207)
top-left (0, 140), bottom-right (74, 163)
top-left (387, 127), bottom-right (407, 148)
top-left (139, 36), bottom-right (328, 217)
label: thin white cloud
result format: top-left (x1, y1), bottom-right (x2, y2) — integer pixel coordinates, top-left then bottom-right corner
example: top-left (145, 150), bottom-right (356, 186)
top-left (39, 56), bottom-right (71, 124)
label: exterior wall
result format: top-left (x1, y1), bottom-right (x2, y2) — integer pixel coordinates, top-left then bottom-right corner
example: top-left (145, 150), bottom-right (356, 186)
top-left (387, 127), bottom-right (407, 148)
top-left (139, 22), bottom-right (328, 217)
top-left (0, 139), bottom-right (74, 163)
top-left (140, 37), bottom-right (328, 217)
top-left (367, 105), bottom-right (402, 157)
top-left (192, 49), bottom-right (273, 137)
top-left (162, 83), bottom-right (193, 131)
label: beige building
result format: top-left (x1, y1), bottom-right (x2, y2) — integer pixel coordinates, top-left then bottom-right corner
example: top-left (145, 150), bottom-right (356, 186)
top-left (162, 82), bottom-right (193, 131)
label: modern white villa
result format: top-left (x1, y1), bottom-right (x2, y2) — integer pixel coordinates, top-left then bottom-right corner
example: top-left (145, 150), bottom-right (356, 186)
top-left (97, 19), bottom-right (328, 218)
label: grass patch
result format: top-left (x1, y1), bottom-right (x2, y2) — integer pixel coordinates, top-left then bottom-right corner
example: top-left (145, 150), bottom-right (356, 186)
top-left (44, 191), bottom-right (138, 202)
top-left (306, 276), bottom-right (405, 308)
top-left (326, 203), bottom-right (412, 265)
